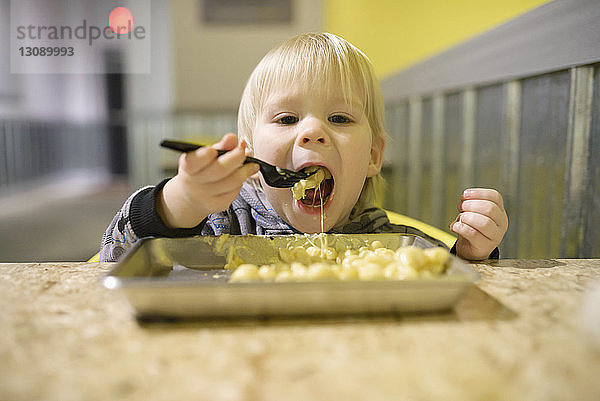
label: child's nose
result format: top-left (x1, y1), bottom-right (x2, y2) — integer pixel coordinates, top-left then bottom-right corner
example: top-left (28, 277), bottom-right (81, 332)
top-left (300, 134), bottom-right (326, 144)
top-left (298, 120), bottom-right (330, 146)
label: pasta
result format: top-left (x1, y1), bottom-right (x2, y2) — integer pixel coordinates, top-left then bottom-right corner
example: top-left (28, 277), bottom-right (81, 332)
top-left (291, 166), bottom-right (332, 200)
top-left (229, 239), bottom-right (451, 283)
top-left (229, 166), bottom-right (450, 283)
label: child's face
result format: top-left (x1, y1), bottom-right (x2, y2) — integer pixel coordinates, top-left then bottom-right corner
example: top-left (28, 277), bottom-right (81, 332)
top-left (251, 81), bottom-right (383, 233)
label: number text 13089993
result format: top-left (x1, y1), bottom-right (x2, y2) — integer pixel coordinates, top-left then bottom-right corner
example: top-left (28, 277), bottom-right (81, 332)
top-left (18, 47), bottom-right (74, 56)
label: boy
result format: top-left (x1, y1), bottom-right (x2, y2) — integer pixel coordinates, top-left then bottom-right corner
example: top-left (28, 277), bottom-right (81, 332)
top-left (100, 33), bottom-right (507, 262)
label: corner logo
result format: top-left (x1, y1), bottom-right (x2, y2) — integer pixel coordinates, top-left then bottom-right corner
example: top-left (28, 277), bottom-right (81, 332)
top-left (11, 0), bottom-right (151, 74)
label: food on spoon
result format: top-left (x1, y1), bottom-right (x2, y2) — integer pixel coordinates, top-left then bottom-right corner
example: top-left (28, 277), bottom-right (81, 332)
top-left (292, 166), bottom-right (333, 205)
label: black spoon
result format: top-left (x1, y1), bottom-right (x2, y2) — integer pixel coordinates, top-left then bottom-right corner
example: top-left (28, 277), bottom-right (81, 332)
top-left (160, 139), bottom-right (316, 188)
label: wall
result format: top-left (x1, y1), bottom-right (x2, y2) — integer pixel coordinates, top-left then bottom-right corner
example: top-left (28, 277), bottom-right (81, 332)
top-left (324, 0), bottom-right (550, 79)
top-left (0, 0), bottom-right (108, 123)
top-left (126, 0), bottom-right (174, 117)
top-left (171, 0), bottom-right (323, 112)
top-left (0, 0), bottom-right (113, 193)
top-left (379, 0), bottom-right (600, 258)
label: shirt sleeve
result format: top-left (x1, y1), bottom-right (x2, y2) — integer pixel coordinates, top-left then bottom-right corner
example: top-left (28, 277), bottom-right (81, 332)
top-left (129, 178), bottom-right (206, 238)
top-left (99, 178), bottom-right (206, 262)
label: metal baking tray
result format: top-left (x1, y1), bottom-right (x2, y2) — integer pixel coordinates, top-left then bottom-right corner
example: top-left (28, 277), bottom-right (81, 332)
top-left (103, 234), bottom-right (479, 319)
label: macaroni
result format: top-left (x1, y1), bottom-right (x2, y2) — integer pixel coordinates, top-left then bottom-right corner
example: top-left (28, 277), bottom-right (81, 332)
top-left (291, 166), bottom-right (332, 200)
top-left (229, 240), bottom-right (451, 283)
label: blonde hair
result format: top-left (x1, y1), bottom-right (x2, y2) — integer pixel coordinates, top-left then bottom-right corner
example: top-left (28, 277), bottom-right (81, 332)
top-left (238, 32), bottom-right (386, 213)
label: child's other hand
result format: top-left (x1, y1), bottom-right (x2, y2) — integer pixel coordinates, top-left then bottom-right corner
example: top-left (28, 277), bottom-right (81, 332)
top-left (158, 133), bottom-right (260, 228)
top-left (449, 188), bottom-right (508, 260)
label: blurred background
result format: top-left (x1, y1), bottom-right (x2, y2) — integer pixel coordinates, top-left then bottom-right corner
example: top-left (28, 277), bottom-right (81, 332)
top-left (0, 0), bottom-right (598, 261)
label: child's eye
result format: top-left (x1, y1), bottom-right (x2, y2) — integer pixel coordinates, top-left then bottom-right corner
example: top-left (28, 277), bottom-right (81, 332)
top-left (278, 115), bottom-right (299, 125)
top-left (328, 115), bottom-right (352, 124)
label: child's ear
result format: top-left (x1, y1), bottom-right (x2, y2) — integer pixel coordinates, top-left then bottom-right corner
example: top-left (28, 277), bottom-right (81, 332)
top-left (367, 135), bottom-right (386, 177)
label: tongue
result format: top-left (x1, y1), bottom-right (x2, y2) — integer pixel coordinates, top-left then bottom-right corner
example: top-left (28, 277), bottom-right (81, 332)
top-left (300, 179), bottom-right (333, 206)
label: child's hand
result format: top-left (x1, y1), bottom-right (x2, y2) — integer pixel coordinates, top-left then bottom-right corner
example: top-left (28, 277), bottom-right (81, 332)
top-left (449, 188), bottom-right (508, 260)
top-left (158, 133), bottom-right (260, 228)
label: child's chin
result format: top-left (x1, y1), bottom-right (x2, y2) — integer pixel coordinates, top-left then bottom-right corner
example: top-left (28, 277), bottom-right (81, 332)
top-left (290, 207), bottom-right (334, 233)
top-left (293, 221), bottom-right (330, 234)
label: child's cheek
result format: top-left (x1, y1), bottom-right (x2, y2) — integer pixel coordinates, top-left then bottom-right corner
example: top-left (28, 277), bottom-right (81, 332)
top-left (253, 130), bottom-right (290, 162)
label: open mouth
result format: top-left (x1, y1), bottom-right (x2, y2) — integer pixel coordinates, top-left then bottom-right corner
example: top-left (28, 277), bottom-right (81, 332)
top-left (292, 166), bottom-right (334, 208)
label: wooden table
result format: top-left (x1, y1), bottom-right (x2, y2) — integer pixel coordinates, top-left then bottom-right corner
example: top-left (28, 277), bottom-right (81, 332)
top-left (1, 260), bottom-right (600, 400)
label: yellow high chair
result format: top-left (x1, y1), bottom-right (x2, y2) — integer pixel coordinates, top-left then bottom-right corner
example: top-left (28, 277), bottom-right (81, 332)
top-left (87, 211), bottom-right (455, 262)
top-left (384, 210), bottom-right (456, 247)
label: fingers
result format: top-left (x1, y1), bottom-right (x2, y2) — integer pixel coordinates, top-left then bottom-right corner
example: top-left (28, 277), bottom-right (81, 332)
top-left (461, 188), bottom-right (504, 209)
top-left (200, 146), bottom-right (247, 181)
top-left (178, 146), bottom-right (218, 175)
top-left (206, 163), bottom-right (260, 196)
top-left (176, 133), bottom-right (260, 198)
top-left (458, 199), bottom-right (507, 228)
top-left (240, 140), bottom-right (254, 157)
top-left (450, 216), bottom-right (497, 260)
top-left (178, 134), bottom-right (248, 179)
top-left (159, 134), bottom-right (260, 229)
top-left (452, 220), bottom-right (495, 248)
top-left (451, 187), bottom-right (509, 260)
top-left (458, 188), bottom-right (508, 229)
top-left (451, 212), bottom-right (502, 242)
top-left (213, 133), bottom-right (239, 152)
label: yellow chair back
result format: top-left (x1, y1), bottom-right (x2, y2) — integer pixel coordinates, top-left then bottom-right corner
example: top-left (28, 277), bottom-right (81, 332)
top-left (384, 210), bottom-right (456, 248)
